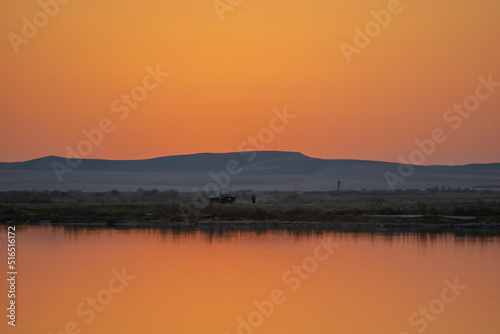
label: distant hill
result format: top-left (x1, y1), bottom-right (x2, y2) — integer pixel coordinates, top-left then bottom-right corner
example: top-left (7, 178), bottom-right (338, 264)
top-left (0, 151), bottom-right (499, 192)
top-left (0, 151), bottom-right (314, 173)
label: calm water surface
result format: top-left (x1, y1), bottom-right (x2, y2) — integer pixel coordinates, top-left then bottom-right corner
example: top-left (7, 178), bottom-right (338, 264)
top-left (1, 226), bottom-right (499, 334)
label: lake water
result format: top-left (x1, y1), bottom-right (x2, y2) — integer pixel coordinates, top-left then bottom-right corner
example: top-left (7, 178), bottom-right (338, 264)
top-left (1, 225), bottom-right (499, 334)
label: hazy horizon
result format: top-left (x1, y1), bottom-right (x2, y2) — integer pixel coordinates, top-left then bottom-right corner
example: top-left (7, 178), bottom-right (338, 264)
top-left (1, 150), bottom-right (499, 192)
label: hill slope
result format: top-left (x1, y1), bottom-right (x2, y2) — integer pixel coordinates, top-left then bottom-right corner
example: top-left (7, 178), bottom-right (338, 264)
top-left (0, 151), bottom-right (498, 191)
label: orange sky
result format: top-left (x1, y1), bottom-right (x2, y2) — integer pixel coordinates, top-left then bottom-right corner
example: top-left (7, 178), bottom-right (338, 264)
top-left (1, 0), bottom-right (499, 165)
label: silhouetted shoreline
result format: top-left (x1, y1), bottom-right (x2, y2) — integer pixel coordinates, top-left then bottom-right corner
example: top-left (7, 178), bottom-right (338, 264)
top-left (2, 190), bottom-right (499, 232)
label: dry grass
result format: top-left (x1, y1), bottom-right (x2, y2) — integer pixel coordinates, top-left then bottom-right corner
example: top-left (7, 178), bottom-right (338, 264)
top-left (1, 189), bottom-right (499, 224)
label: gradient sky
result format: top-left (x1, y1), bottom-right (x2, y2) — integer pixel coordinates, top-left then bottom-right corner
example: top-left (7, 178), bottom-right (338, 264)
top-left (1, 0), bottom-right (499, 164)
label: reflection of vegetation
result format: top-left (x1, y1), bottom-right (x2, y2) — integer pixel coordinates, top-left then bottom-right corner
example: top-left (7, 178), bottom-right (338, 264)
top-left (1, 189), bottom-right (500, 224)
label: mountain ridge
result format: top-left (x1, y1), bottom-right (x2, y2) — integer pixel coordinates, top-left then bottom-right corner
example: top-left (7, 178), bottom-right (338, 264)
top-left (0, 151), bottom-right (499, 191)
top-left (2, 151), bottom-right (499, 172)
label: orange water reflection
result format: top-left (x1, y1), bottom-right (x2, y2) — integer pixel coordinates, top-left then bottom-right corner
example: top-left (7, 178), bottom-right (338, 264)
top-left (1, 226), bottom-right (499, 334)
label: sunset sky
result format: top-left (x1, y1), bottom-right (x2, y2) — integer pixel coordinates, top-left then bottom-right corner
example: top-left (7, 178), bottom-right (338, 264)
top-left (1, 0), bottom-right (499, 165)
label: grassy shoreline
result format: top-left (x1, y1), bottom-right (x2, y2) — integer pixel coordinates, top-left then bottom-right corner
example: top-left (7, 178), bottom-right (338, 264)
top-left (1, 190), bottom-right (499, 230)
